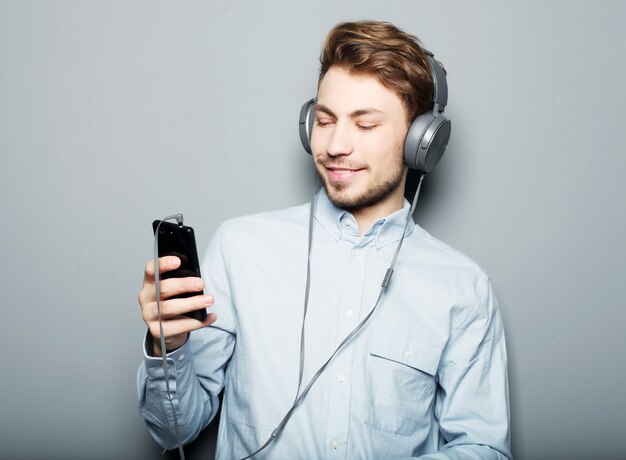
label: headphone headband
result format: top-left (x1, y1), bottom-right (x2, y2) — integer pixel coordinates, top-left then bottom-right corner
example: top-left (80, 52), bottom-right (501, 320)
top-left (424, 50), bottom-right (448, 114)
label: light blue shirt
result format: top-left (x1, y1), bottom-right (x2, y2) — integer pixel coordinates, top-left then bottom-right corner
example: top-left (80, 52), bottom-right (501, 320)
top-left (138, 189), bottom-right (511, 459)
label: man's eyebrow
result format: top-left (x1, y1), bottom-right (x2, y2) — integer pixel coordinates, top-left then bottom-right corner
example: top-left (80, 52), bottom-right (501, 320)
top-left (315, 103), bottom-right (384, 119)
top-left (349, 108), bottom-right (384, 118)
top-left (314, 104), bottom-right (336, 118)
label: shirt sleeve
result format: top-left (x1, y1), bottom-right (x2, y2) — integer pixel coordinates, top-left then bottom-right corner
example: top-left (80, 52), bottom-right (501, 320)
top-left (136, 224), bottom-right (237, 450)
top-left (416, 277), bottom-right (511, 460)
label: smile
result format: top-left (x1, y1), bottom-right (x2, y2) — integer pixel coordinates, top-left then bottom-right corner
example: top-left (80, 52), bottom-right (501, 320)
top-left (326, 166), bottom-right (364, 182)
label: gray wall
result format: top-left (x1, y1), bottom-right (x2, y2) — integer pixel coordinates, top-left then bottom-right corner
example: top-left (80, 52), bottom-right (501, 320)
top-left (1, 1), bottom-right (625, 459)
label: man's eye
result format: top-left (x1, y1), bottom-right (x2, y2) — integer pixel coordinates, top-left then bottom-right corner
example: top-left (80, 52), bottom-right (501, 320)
top-left (316, 119), bottom-right (333, 127)
top-left (358, 124), bottom-right (377, 131)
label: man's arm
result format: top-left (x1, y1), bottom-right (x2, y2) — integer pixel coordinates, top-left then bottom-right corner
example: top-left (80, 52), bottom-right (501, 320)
top-left (137, 325), bottom-right (235, 449)
top-left (419, 277), bottom-right (511, 459)
top-left (137, 224), bottom-right (237, 449)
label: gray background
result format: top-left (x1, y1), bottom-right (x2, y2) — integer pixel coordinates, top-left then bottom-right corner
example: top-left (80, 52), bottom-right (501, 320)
top-left (1, 1), bottom-right (625, 459)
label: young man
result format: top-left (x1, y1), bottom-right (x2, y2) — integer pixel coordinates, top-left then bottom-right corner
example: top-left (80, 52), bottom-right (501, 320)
top-left (138, 21), bottom-right (511, 459)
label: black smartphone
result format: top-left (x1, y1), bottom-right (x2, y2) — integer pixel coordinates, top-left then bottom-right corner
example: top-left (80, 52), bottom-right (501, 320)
top-left (152, 220), bottom-right (208, 322)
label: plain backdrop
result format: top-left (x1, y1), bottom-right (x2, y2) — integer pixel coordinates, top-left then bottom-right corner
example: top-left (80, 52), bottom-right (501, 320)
top-left (1, 1), bottom-right (625, 459)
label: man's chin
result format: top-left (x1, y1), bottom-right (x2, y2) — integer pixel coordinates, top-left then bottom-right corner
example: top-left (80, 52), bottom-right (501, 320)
top-left (318, 172), bottom-right (383, 211)
top-left (325, 187), bottom-right (362, 210)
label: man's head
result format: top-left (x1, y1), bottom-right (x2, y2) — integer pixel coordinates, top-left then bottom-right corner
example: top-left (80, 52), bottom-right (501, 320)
top-left (319, 21), bottom-right (434, 124)
top-left (311, 21), bottom-right (434, 224)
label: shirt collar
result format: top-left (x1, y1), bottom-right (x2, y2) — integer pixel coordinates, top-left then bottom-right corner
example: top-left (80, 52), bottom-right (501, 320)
top-left (313, 188), bottom-right (415, 249)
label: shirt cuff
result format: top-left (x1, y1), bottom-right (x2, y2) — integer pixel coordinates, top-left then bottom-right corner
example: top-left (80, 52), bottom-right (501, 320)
top-left (143, 330), bottom-right (191, 378)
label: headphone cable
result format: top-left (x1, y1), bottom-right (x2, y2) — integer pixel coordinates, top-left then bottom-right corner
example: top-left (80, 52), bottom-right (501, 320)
top-left (240, 172), bottom-right (425, 459)
top-left (153, 214), bottom-right (187, 460)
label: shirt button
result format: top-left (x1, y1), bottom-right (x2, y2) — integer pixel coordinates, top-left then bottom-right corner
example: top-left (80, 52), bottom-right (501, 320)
top-left (404, 350), bottom-right (412, 359)
top-left (178, 354), bottom-right (185, 361)
top-left (345, 309), bottom-right (353, 317)
top-left (343, 218), bottom-right (352, 227)
top-left (337, 374), bottom-right (345, 382)
top-left (331, 440), bottom-right (338, 449)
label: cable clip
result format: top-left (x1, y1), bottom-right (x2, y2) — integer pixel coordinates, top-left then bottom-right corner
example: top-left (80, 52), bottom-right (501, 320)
top-left (381, 268), bottom-right (394, 288)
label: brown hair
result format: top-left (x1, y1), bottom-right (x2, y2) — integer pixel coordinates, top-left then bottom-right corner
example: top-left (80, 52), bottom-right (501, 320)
top-left (319, 21), bottom-right (435, 121)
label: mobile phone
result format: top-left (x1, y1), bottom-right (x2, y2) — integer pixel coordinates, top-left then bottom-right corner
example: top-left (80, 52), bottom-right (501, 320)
top-left (152, 220), bottom-right (208, 322)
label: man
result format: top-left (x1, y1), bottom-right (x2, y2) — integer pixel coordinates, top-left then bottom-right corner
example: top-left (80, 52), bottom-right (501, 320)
top-left (138, 21), bottom-right (511, 459)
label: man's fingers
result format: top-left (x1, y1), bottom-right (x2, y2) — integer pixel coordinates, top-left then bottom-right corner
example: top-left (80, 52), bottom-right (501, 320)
top-left (158, 277), bottom-right (205, 300)
top-left (144, 256), bottom-right (181, 279)
top-left (139, 274), bottom-right (205, 315)
top-left (149, 313), bottom-right (216, 340)
top-left (152, 294), bottom-right (214, 320)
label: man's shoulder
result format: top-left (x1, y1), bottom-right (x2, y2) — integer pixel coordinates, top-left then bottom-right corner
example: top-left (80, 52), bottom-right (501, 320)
top-left (218, 202), bottom-right (311, 240)
top-left (408, 225), bottom-right (489, 281)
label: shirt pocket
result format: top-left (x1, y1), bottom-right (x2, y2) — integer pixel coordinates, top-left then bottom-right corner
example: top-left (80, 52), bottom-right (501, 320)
top-left (363, 326), bottom-right (442, 436)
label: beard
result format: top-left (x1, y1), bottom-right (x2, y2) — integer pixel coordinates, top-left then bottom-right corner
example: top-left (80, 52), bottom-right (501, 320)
top-left (315, 155), bottom-right (405, 213)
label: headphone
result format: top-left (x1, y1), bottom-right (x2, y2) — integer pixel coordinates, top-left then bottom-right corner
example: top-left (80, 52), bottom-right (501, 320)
top-left (298, 51), bottom-right (451, 174)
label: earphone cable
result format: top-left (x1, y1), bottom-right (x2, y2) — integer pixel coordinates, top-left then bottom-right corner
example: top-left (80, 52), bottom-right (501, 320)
top-left (240, 172), bottom-right (318, 460)
top-left (295, 170), bottom-right (318, 399)
top-left (240, 172), bottom-right (426, 459)
top-left (153, 213), bottom-right (186, 460)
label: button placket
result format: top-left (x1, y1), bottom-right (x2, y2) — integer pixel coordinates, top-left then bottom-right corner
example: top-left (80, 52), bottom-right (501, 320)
top-left (325, 234), bottom-right (366, 458)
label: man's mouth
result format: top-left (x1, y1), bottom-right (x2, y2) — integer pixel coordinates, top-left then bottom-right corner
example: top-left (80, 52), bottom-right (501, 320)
top-left (325, 165), bottom-right (364, 181)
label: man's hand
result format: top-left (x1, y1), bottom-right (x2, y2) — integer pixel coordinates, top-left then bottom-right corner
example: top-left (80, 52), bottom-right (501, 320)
top-left (138, 256), bottom-right (216, 356)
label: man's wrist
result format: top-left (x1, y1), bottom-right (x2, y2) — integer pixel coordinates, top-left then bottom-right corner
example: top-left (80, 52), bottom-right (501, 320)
top-left (147, 332), bottom-right (188, 357)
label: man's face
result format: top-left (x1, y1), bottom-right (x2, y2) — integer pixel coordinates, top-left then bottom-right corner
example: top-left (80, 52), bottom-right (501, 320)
top-left (311, 66), bottom-right (409, 215)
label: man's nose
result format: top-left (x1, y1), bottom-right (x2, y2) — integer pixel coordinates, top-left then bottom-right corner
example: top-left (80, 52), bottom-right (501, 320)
top-left (326, 122), bottom-right (354, 157)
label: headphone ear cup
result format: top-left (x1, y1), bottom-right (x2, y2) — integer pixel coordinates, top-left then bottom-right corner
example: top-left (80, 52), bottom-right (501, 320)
top-left (299, 99), bottom-right (316, 155)
top-left (404, 113), bottom-right (451, 172)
